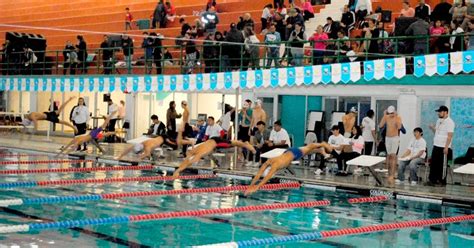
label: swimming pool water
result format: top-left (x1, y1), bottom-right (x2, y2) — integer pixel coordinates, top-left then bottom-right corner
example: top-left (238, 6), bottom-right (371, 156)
top-left (0, 153), bottom-right (473, 247)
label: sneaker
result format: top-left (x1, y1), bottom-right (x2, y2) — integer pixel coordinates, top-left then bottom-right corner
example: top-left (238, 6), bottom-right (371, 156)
top-left (410, 181), bottom-right (417, 186)
top-left (245, 161), bottom-right (254, 167)
top-left (314, 169), bottom-right (322, 175)
top-left (395, 179), bottom-right (403, 185)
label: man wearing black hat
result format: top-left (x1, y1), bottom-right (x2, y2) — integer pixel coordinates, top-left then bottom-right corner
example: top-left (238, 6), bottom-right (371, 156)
top-left (427, 105), bottom-right (455, 186)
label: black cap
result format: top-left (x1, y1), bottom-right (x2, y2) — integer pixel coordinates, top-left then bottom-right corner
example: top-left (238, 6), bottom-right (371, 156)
top-left (435, 105), bottom-right (449, 112)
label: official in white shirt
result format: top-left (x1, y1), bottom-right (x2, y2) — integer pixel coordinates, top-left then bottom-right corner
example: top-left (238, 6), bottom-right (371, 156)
top-left (70, 97), bottom-right (90, 151)
top-left (361, 109), bottom-right (376, 155)
top-left (269, 120), bottom-right (291, 148)
top-left (428, 105), bottom-right (455, 186)
top-left (107, 98), bottom-right (119, 142)
top-left (396, 127), bottom-right (427, 185)
top-left (205, 116), bottom-right (223, 139)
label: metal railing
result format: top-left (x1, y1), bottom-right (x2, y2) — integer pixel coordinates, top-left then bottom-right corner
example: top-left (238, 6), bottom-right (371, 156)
top-left (0, 33), bottom-right (470, 76)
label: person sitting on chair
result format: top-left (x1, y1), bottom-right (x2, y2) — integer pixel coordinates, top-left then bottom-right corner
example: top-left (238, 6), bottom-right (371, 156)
top-left (147, 114), bottom-right (166, 137)
top-left (396, 127), bottom-right (426, 185)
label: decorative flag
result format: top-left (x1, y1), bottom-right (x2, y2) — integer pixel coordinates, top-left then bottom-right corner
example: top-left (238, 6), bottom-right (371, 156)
top-left (462, 50), bottom-right (474, 73)
top-left (170, 75), bottom-right (177, 91)
top-left (239, 71), bottom-right (247, 88)
top-left (108, 77), bottom-right (116, 92)
top-left (270, 68), bottom-right (279, 87)
top-left (294, 67), bottom-right (304, 85)
top-left (341, 63), bottom-right (351, 83)
top-left (34, 78), bottom-right (40, 92)
top-left (331, 63), bottom-right (341, 83)
top-left (60, 78), bottom-right (65, 92)
top-left (49, 78), bottom-right (56, 92)
top-left (350, 62), bottom-right (361, 82)
top-left (144, 76), bottom-right (152, 92)
top-left (303, 66), bottom-right (313, 85)
top-left (120, 77), bottom-right (127, 91)
top-left (88, 77), bottom-right (95, 92)
top-left (436, 53), bottom-right (449, 75)
top-left (312, 65), bottom-right (322, 84)
top-left (0, 77), bottom-right (5, 91)
top-left (210, 73), bottom-right (217, 90)
top-left (394, 58), bottom-right (406, 79)
top-left (157, 75), bottom-right (164, 91)
top-left (16, 78), bottom-right (22, 91)
top-left (364, 61), bottom-right (374, 81)
top-left (424, 54), bottom-right (437, 76)
top-left (384, 59), bottom-right (395, 80)
top-left (196, 74), bottom-right (203, 91)
top-left (98, 77), bottom-right (105, 92)
top-left (321, 64), bottom-right (331, 84)
top-left (224, 72), bottom-right (232, 89)
top-left (287, 67), bottom-right (296, 86)
top-left (450, 52), bottom-right (463, 74)
top-left (25, 78), bottom-right (31, 92)
top-left (373, 59), bottom-right (384, 80)
top-left (132, 76), bottom-right (139, 92)
top-left (413, 55), bottom-right (426, 77)
top-left (68, 78), bottom-right (75, 92)
top-left (255, 69), bottom-right (263, 88)
top-left (9, 78), bottom-right (14, 91)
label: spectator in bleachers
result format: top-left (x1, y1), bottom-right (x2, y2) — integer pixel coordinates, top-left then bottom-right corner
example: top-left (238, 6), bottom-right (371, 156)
top-left (261, 4), bottom-right (273, 33)
top-left (182, 32), bottom-right (198, 74)
top-left (76, 35), bottom-right (88, 74)
top-left (201, 6), bottom-right (219, 34)
top-left (163, 47), bottom-right (173, 66)
top-left (151, 33), bottom-right (163, 74)
top-left (121, 34), bottom-right (134, 71)
top-left (415, 0), bottom-right (431, 21)
top-left (264, 23), bottom-right (282, 68)
top-left (281, 8), bottom-right (304, 63)
top-left (300, 0), bottom-right (315, 21)
top-left (354, 0), bottom-right (372, 23)
top-left (430, 20), bottom-right (445, 52)
top-left (152, 0), bottom-right (167, 29)
top-left (275, 2), bottom-right (288, 17)
top-left (203, 33), bottom-right (219, 73)
top-left (336, 30), bottom-right (350, 62)
top-left (340, 5), bottom-right (356, 34)
top-left (406, 17), bottom-right (430, 55)
top-left (100, 36), bottom-right (112, 75)
top-left (309, 25), bottom-right (328, 65)
top-left (165, 2), bottom-right (177, 23)
top-left (436, 23), bottom-right (453, 53)
top-left (224, 23), bottom-right (245, 71)
top-left (377, 21), bottom-right (391, 54)
top-left (361, 19), bottom-right (380, 59)
top-left (450, 21), bottom-right (465, 51)
top-left (237, 13), bottom-right (255, 31)
top-left (288, 22), bottom-right (306, 66)
top-left (461, 0), bottom-right (474, 31)
top-left (142, 32), bottom-right (154, 74)
top-left (323, 17), bottom-right (338, 39)
top-left (63, 41), bottom-right (77, 75)
top-left (179, 18), bottom-right (192, 37)
top-left (273, 13), bottom-right (287, 41)
top-left (431, 0), bottom-right (452, 24)
top-left (206, 0), bottom-right (217, 12)
top-left (450, 1), bottom-right (467, 25)
top-left (190, 19), bottom-right (205, 38)
top-left (400, 1), bottom-right (415, 18)
top-left (125, 7), bottom-right (134, 30)
top-left (243, 27), bottom-right (261, 70)
top-left (469, 20), bottom-right (474, 50)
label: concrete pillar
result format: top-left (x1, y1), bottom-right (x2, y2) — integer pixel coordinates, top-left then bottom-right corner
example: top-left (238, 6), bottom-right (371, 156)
top-left (125, 93), bottom-right (136, 138)
top-left (29, 92), bottom-right (38, 112)
top-left (397, 88), bottom-right (418, 154)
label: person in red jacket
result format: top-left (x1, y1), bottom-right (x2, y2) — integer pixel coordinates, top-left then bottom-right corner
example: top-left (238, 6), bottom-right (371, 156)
top-left (125, 7), bottom-right (134, 30)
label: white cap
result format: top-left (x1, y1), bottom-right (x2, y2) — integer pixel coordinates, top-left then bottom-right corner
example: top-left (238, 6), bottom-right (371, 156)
top-left (21, 118), bottom-right (33, 127)
top-left (387, 106), bottom-right (396, 114)
top-left (133, 143), bottom-right (144, 154)
top-left (255, 99), bottom-right (262, 106)
top-left (350, 107), bottom-right (357, 113)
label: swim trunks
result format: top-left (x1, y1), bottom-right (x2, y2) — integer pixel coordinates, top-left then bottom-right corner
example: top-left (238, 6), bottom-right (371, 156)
top-left (44, 111), bottom-right (60, 123)
top-left (286, 147), bottom-right (304, 161)
top-left (89, 127), bottom-right (103, 140)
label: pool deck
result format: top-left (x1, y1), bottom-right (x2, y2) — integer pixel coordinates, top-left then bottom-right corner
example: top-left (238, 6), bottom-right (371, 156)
top-left (1, 133), bottom-right (473, 208)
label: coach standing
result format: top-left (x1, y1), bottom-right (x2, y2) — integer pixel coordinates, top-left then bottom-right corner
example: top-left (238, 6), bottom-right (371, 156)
top-left (427, 105), bottom-right (455, 186)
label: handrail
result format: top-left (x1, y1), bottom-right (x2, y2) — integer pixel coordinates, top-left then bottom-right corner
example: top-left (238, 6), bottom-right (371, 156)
top-left (0, 33), bottom-right (469, 76)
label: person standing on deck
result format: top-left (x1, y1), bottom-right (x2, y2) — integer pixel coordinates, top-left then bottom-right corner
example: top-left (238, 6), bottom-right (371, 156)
top-left (249, 99), bottom-right (267, 138)
top-left (379, 105), bottom-right (402, 186)
top-left (342, 107), bottom-right (357, 138)
top-left (166, 101), bottom-right (182, 139)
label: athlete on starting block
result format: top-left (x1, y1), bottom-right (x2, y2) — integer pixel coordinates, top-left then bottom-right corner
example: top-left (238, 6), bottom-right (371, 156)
top-left (244, 143), bottom-right (324, 195)
top-left (116, 135), bottom-right (177, 160)
top-left (57, 111), bottom-right (117, 155)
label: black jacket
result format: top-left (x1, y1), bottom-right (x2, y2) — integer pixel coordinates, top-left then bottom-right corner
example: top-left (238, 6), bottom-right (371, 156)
top-left (122, 38), bottom-right (134, 56)
top-left (147, 122), bottom-right (166, 136)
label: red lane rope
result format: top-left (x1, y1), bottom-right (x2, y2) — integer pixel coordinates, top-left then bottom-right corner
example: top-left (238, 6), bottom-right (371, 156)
top-left (0, 165), bottom-right (155, 174)
top-left (347, 196), bottom-right (389, 204)
top-left (102, 182), bottom-right (301, 199)
top-left (320, 215), bottom-right (474, 238)
top-left (129, 200), bottom-right (330, 221)
top-left (0, 154), bottom-right (47, 157)
top-left (0, 160), bottom-right (93, 165)
top-left (35, 174), bottom-right (217, 186)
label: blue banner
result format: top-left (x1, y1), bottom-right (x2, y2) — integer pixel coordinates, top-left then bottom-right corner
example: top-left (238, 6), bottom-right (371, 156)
top-left (1, 78), bottom-right (7, 91)
top-left (321, 65), bottom-right (331, 84)
top-left (50, 78), bottom-right (56, 92)
top-left (25, 78), bottom-right (31, 92)
top-left (59, 78), bottom-right (65, 92)
top-left (287, 67), bottom-right (296, 86)
top-left (413, 56), bottom-right (425, 77)
top-left (120, 77), bottom-right (127, 91)
top-left (157, 76), bottom-right (164, 91)
top-left (16, 78), bottom-right (22, 91)
top-left (34, 78), bottom-right (40, 92)
top-left (196, 74), bottom-right (203, 91)
top-left (255, 70), bottom-right (263, 88)
top-left (364, 61), bottom-right (374, 81)
top-left (68, 78), bottom-right (75, 92)
top-left (437, 53), bottom-right (449, 75)
top-left (384, 59), bottom-right (395, 80)
top-left (239, 71), bottom-right (247, 88)
top-left (463, 51), bottom-right (474, 73)
top-left (183, 75), bottom-right (190, 90)
top-left (9, 78), bottom-right (14, 91)
top-left (270, 69), bottom-right (279, 87)
top-left (224, 72), bottom-right (233, 89)
top-left (79, 78), bottom-right (85, 92)
top-left (210, 73), bottom-right (217, 90)
top-left (132, 76), bottom-right (139, 92)
top-left (170, 76), bottom-right (177, 91)
top-left (303, 66), bottom-right (313, 85)
top-left (109, 77), bottom-right (116, 92)
top-left (98, 77), bottom-right (105, 92)
top-left (144, 76), bottom-right (152, 92)
top-left (341, 63), bottom-right (351, 83)
top-left (88, 77), bottom-right (95, 92)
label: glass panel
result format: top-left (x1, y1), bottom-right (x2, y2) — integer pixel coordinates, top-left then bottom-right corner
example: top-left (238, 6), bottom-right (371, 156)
top-left (338, 97), bottom-right (371, 125)
top-left (262, 97), bottom-right (274, 125)
top-left (420, 98), bottom-right (447, 154)
top-left (324, 97), bottom-right (337, 140)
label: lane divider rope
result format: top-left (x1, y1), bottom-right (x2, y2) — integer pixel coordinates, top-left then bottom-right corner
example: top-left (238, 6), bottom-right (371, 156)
top-left (194, 214), bottom-right (474, 247)
top-left (0, 200), bottom-right (330, 233)
top-left (0, 154), bottom-right (47, 157)
top-left (0, 160), bottom-right (93, 165)
top-left (347, 195), bottom-right (389, 204)
top-left (0, 174), bottom-right (217, 189)
top-left (0, 165), bottom-right (155, 174)
top-left (0, 183), bottom-right (300, 207)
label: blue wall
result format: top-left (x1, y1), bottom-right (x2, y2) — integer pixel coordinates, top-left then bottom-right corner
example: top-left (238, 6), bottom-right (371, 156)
top-left (280, 95), bottom-right (322, 147)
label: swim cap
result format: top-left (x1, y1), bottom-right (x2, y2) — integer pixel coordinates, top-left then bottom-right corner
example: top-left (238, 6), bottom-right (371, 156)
top-left (21, 118), bottom-right (33, 127)
top-left (133, 143), bottom-right (144, 154)
top-left (96, 132), bottom-right (104, 140)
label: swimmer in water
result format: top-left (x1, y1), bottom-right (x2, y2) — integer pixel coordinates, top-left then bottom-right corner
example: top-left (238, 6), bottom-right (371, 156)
top-left (57, 111), bottom-right (117, 155)
top-left (245, 143), bottom-right (324, 195)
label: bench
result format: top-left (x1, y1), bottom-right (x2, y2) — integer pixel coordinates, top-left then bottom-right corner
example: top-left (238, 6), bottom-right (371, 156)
top-left (346, 155), bottom-right (387, 186)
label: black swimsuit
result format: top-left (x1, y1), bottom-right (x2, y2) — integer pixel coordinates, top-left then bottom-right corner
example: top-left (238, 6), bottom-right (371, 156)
top-left (44, 111), bottom-right (60, 123)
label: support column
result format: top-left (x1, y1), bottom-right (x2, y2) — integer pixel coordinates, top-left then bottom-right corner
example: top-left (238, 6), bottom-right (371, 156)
top-left (125, 93), bottom-right (136, 139)
top-left (397, 89), bottom-right (418, 153)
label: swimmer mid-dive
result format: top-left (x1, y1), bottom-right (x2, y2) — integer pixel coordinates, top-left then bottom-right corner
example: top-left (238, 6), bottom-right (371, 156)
top-left (172, 136), bottom-right (256, 178)
top-left (116, 135), bottom-right (177, 160)
top-left (57, 111), bottom-right (117, 155)
top-left (244, 143), bottom-right (324, 195)
top-left (22, 96), bottom-right (78, 133)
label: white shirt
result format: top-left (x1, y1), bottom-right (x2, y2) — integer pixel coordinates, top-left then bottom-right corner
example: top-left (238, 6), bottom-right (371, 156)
top-left (407, 137), bottom-right (427, 159)
top-left (270, 128), bottom-right (291, 147)
top-left (71, 105), bottom-right (90, 124)
top-left (362, 117), bottom-right (376, 142)
top-left (205, 124), bottom-right (223, 138)
top-left (328, 134), bottom-right (346, 154)
top-left (108, 103), bottom-right (119, 119)
top-left (433, 117), bottom-right (455, 148)
top-left (351, 136), bottom-right (365, 154)
top-left (356, 0), bottom-right (372, 12)
top-left (219, 112), bottom-right (232, 131)
top-left (262, 7), bottom-right (272, 19)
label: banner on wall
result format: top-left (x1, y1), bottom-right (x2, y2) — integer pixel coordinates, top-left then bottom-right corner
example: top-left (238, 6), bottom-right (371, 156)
top-left (1, 52), bottom-right (467, 93)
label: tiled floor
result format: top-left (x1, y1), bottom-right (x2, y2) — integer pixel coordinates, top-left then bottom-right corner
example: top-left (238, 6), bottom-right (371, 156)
top-left (1, 133), bottom-right (473, 204)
